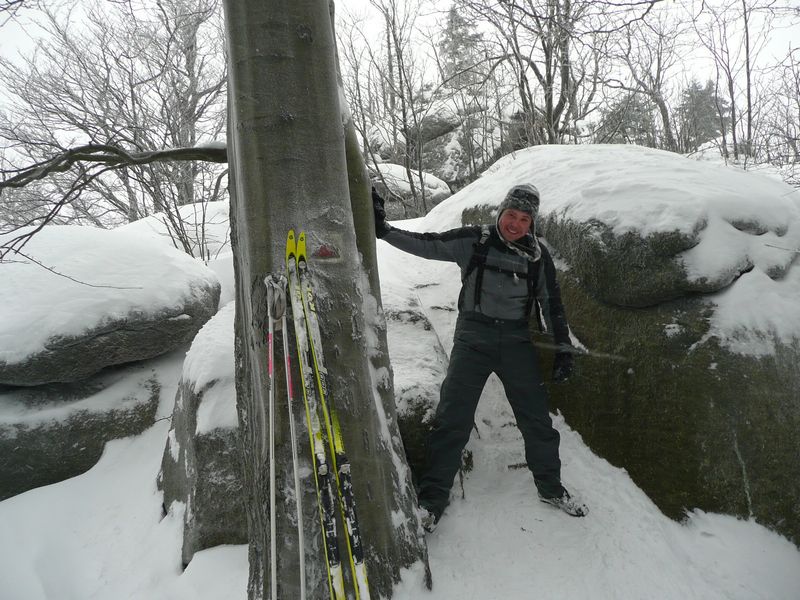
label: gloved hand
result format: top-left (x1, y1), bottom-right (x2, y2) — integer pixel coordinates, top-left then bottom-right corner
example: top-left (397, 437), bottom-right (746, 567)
top-left (372, 186), bottom-right (390, 238)
top-left (552, 351), bottom-right (574, 383)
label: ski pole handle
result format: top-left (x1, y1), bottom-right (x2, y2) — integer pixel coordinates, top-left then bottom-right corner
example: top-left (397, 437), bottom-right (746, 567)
top-left (265, 273), bottom-right (288, 318)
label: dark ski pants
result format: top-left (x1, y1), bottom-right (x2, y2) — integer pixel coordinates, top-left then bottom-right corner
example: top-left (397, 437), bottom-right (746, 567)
top-left (418, 313), bottom-right (563, 516)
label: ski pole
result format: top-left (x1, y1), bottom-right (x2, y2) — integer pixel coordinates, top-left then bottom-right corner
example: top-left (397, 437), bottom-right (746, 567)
top-left (280, 277), bottom-right (307, 600)
top-left (265, 274), bottom-right (286, 600)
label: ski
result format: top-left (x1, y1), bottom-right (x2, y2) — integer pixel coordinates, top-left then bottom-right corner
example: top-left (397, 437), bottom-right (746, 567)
top-left (266, 273), bottom-right (307, 600)
top-left (286, 230), bottom-right (346, 600)
top-left (295, 232), bottom-right (371, 600)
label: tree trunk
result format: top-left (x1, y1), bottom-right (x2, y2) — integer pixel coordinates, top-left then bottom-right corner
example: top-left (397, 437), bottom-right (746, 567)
top-left (222, 1), bottom-right (430, 598)
top-left (741, 0), bottom-right (753, 160)
top-left (653, 91), bottom-right (677, 152)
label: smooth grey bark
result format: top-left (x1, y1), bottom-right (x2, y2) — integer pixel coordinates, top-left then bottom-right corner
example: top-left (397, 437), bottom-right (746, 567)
top-left (222, 1), bottom-right (429, 598)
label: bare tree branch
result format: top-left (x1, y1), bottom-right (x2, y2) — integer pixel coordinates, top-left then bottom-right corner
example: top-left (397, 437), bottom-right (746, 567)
top-left (1, 144), bottom-right (227, 190)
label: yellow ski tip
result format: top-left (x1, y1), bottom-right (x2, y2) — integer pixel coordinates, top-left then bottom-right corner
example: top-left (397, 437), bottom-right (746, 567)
top-left (286, 229), bottom-right (297, 264)
top-left (297, 231), bottom-right (307, 262)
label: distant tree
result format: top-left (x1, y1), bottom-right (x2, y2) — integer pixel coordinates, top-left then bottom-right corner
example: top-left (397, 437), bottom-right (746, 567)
top-left (688, 0), bottom-right (778, 162)
top-left (367, 0), bottom-right (433, 213)
top-left (434, 4), bottom-right (490, 181)
top-left (608, 8), bottom-right (685, 152)
top-left (439, 5), bottom-right (484, 94)
top-left (761, 47), bottom-right (800, 183)
top-left (456, 0), bottom-right (658, 146)
top-left (594, 93), bottom-right (658, 146)
top-left (0, 0), bottom-right (227, 258)
top-left (676, 79), bottom-right (730, 153)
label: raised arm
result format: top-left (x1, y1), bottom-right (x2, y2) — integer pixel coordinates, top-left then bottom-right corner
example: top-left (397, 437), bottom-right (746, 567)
top-left (373, 187), bottom-right (477, 264)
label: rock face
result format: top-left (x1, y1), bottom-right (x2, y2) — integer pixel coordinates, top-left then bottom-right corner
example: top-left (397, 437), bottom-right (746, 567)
top-left (157, 303), bottom-right (245, 566)
top-left (541, 276), bottom-right (800, 545)
top-left (1, 298), bottom-right (220, 386)
top-left (0, 364), bottom-right (161, 500)
top-left (540, 217), bottom-right (702, 307)
top-left (383, 292), bottom-right (449, 482)
top-left (158, 378), bottom-right (245, 567)
top-left (0, 224), bottom-right (221, 386)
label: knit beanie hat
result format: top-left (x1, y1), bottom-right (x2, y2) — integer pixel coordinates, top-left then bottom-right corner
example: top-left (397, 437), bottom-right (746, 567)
top-left (497, 184), bottom-right (540, 219)
top-left (495, 183), bottom-right (542, 260)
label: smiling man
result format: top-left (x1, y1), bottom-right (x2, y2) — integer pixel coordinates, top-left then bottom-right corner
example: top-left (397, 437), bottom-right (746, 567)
top-left (373, 184), bottom-right (587, 533)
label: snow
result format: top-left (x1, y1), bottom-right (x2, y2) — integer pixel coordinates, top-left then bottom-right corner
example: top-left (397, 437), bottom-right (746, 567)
top-left (0, 225), bottom-right (220, 365)
top-left (0, 353), bottom-right (248, 600)
top-left (394, 408), bottom-right (800, 600)
top-left (121, 200), bottom-right (232, 260)
top-left (372, 162), bottom-right (452, 201)
top-left (182, 301), bottom-right (238, 434)
top-left (1, 145), bottom-right (800, 599)
top-left (409, 144), bottom-right (800, 355)
top-left (0, 352), bottom-right (183, 428)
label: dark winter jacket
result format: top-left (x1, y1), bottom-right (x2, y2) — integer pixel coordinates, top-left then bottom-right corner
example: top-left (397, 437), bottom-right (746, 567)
top-left (381, 224), bottom-right (572, 347)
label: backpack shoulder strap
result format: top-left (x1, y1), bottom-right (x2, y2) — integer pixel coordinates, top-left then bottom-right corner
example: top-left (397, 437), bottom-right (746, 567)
top-left (524, 256), bottom-right (540, 318)
top-left (461, 225), bottom-right (491, 282)
top-left (458, 226), bottom-right (492, 310)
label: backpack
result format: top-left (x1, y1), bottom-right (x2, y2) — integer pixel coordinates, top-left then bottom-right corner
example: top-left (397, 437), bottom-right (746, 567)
top-left (458, 225), bottom-right (541, 320)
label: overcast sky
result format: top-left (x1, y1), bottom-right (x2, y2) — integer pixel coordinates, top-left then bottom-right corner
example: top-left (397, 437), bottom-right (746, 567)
top-left (1, 1), bottom-right (797, 101)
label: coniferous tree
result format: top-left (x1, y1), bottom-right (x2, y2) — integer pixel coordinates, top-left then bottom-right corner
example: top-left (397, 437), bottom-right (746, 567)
top-left (433, 4), bottom-right (495, 184)
top-left (676, 79), bottom-right (730, 153)
top-left (595, 93), bottom-right (658, 147)
top-left (439, 5), bottom-right (484, 95)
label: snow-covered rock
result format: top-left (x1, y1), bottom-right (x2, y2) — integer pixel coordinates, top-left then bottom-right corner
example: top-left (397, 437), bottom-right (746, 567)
top-left (120, 200), bottom-right (231, 260)
top-left (382, 278), bottom-right (450, 480)
top-left (0, 354), bottom-right (174, 500)
top-left (0, 225), bottom-right (221, 386)
top-left (157, 302), bottom-right (245, 566)
top-left (397, 143), bottom-right (800, 545)
top-left (370, 163), bottom-right (451, 218)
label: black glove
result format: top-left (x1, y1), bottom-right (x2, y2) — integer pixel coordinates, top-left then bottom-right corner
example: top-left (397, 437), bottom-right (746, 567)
top-left (552, 351), bottom-right (574, 383)
top-left (372, 186), bottom-right (390, 238)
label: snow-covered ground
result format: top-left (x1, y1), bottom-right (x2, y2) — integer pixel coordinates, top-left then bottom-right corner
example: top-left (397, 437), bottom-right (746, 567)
top-left (1, 244), bottom-right (798, 599)
top-left (2, 145), bottom-right (800, 599)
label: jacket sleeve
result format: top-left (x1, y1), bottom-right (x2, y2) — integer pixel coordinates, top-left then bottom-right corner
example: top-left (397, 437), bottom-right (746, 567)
top-left (536, 245), bottom-right (572, 348)
top-left (380, 225), bottom-right (478, 265)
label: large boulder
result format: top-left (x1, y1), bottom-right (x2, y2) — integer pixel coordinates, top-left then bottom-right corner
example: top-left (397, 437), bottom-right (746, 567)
top-left (0, 225), bottom-right (220, 386)
top-left (158, 302), bottom-right (245, 566)
top-left (382, 280), bottom-right (449, 482)
top-left (370, 163), bottom-right (452, 219)
top-left (421, 114), bottom-right (502, 189)
top-left (449, 144), bottom-right (800, 545)
top-left (0, 359), bottom-right (165, 500)
top-left (541, 273), bottom-right (800, 544)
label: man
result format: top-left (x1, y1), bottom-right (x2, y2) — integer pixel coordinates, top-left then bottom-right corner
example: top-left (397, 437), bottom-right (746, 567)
top-left (373, 183), bottom-right (587, 533)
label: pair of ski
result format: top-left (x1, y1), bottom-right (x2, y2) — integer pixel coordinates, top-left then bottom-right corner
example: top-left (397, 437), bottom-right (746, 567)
top-left (265, 230), bottom-right (370, 600)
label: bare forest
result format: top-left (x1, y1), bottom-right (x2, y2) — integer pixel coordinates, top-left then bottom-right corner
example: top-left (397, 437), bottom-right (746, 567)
top-left (0, 0), bottom-right (798, 257)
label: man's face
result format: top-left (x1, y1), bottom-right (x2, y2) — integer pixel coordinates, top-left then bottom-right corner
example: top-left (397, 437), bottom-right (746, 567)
top-left (498, 208), bottom-right (532, 242)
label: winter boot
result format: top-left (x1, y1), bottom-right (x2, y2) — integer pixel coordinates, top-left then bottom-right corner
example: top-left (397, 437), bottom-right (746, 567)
top-left (419, 506), bottom-right (441, 533)
top-left (538, 489), bottom-right (588, 517)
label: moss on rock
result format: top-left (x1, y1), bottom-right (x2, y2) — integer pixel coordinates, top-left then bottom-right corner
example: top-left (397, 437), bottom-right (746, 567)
top-left (543, 269), bottom-right (800, 544)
